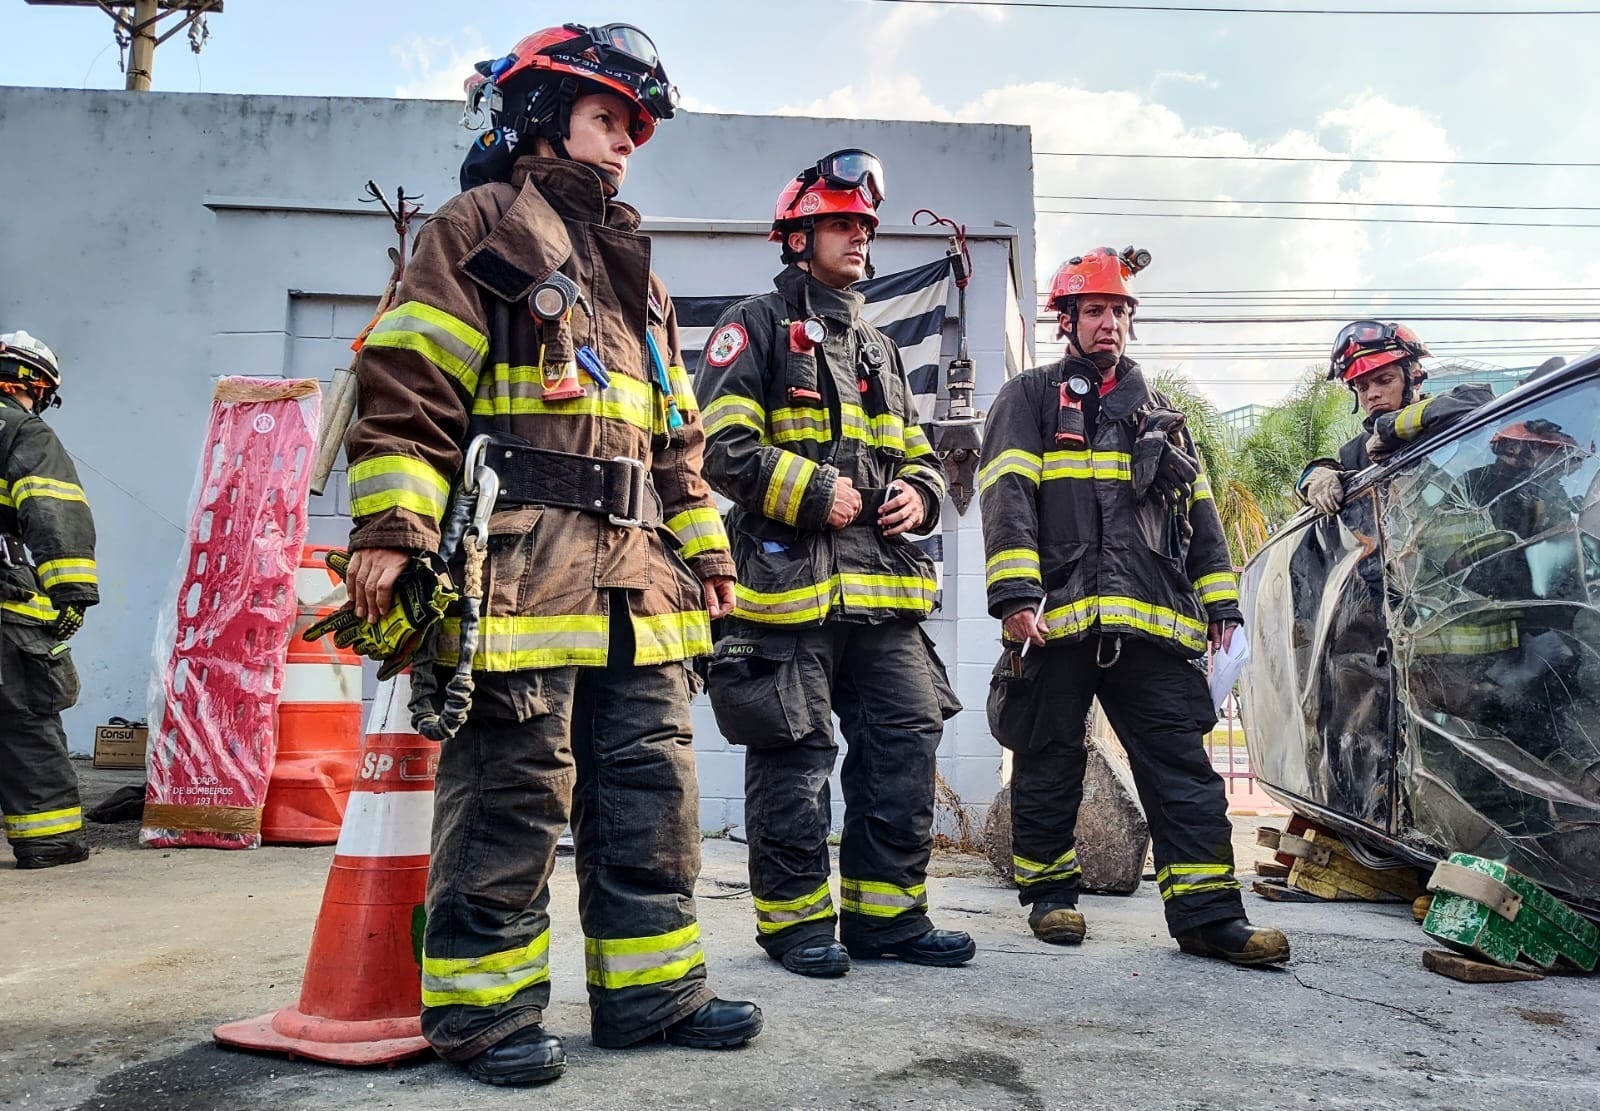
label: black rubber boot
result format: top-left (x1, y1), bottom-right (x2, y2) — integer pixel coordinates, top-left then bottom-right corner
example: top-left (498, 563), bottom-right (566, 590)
top-left (663, 998), bottom-right (763, 1049)
top-left (462, 1025), bottom-right (566, 1086)
top-left (14, 841), bottom-right (89, 870)
top-left (780, 941), bottom-right (851, 978)
top-left (1175, 917), bottom-right (1290, 966)
top-left (849, 928), bottom-right (976, 967)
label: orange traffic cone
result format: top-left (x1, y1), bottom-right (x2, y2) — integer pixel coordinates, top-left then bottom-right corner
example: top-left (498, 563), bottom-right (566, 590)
top-left (215, 672), bottom-right (439, 1066)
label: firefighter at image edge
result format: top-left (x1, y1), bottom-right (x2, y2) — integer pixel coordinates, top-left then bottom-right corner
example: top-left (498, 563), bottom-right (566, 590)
top-left (0, 330), bottom-right (96, 872)
top-left (696, 149), bottom-right (975, 979)
top-left (978, 247), bottom-right (1291, 965)
top-left (327, 21), bottom-right (760, 1088)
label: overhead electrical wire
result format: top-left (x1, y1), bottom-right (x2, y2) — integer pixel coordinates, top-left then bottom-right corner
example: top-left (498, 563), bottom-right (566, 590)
top-left (1036, 195), bottom-right (1600, 213)
top-left (866, 1), bottom-right (1599, 15)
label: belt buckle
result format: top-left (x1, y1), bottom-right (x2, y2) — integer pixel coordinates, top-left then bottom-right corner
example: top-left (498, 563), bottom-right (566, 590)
top-left (608, 456), bottom-right (649, 528)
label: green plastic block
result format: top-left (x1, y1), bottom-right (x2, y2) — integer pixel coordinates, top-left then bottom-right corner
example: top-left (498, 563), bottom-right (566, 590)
top-left (1422, 853), bottom-right (1598, 973)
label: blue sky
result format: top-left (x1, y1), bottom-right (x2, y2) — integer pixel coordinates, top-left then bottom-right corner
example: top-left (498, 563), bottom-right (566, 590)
top-left (7, 0), bottom-right (1599, 407)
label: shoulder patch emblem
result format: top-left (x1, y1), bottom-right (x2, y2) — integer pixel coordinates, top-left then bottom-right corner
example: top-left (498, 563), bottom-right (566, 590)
top-left (705, 323), bottom-right (749, 368)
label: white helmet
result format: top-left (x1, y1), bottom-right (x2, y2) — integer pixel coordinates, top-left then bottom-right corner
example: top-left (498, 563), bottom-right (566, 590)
top-left (0, 330), bottom-right (62, 407)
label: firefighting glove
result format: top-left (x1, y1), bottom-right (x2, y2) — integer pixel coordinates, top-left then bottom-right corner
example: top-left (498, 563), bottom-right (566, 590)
top-left (1300, 466), bottom-right (1346, 516)
top-left (1131, 408), bottom-right (1199, 506)
top-left (52, 604), bottom-right (85, 642)
top-left (303, 551), bottom-right (458, 682)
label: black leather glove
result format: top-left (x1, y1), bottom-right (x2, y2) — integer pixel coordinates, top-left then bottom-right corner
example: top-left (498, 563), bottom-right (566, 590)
top-left (1131, 408), bottom-right (1200, 506)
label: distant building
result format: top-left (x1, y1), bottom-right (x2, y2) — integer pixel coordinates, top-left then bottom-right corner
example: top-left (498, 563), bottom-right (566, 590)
top-left (1221, 403), bottom-right (1270, 439)
top-left (1427, 359), bottom-right (1540, 396)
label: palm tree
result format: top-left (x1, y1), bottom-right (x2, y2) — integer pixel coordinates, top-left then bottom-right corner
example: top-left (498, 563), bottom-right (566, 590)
top-left (1151, 368), bottom-right (1270, 564)
top-left (1235, 369), bottom-right (1364, 527)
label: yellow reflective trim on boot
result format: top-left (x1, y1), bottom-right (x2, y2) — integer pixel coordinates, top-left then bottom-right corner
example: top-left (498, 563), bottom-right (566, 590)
top-left (840, 878), bottom-right (928, 918)
top-left (421, 930), bottom-right (552, 1008)
top-left (5, 806), bottom-right (85, 839)
top-left (584, 922), bottom-right (706, 990)
top-left (754, 881), bottom-right (836, 935)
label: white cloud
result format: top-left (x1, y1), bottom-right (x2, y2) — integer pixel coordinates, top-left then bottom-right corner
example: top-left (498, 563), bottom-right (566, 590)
top-left (1151, 71), bottom-right (1219, 92)
top-left (392, 30), bottom-right (491, 100)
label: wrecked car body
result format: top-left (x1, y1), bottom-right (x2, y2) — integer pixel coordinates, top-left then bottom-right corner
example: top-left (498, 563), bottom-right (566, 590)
top-left (1240, 352), bottom-right (1600, 916)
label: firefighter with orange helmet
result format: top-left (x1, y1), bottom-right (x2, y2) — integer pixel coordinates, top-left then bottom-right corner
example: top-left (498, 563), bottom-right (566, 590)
top-left (1298, 321), bottom-right (1492, 515)
top-left (334, 22), bottom-right (760, 1087)
top-left (1, 330), bottom-right (97, 870)
top-left (697, 150), bottom-right (974, 979)
top-left (979, 246), bottom-right (1291, 965)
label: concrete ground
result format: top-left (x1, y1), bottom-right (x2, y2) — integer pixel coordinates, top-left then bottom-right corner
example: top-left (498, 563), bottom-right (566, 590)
top-left (3, 764), bottom-right (1596, 1111)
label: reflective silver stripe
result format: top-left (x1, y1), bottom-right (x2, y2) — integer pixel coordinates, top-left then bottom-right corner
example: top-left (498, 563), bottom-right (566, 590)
top-left (840, 878), bottom-right (928, 917)
top-left (421, 930), bottom-right (551, 1008)
top-left (1012, 848), bottom-right (1080, 887)
top-left (584, 923), bottom-right (706, 990)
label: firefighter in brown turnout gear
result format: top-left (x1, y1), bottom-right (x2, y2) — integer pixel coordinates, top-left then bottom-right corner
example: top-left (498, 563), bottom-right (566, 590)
top-left (0, 331), bottom-right (96, 870)
top-left (698, 151), bottom-right (973, 978)
top-left (335, 24), bottom-right (759, 1086)
top-left (980, 248), bottom-right (1289, 965)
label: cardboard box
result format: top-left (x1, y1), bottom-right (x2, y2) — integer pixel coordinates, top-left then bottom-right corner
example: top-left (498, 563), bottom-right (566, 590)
top-left (93, 723), bottom-right (148, 770)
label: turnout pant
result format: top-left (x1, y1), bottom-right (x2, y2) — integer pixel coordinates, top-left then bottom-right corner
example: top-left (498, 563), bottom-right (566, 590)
top-left (420, 610), bottom-right (713, 1060)
top-left (0, 621), bottom-right (85, 864)
top-left (1009, 634), bottom-right (1243, 935)
top-left (715, 618), bottom-right (953, 956)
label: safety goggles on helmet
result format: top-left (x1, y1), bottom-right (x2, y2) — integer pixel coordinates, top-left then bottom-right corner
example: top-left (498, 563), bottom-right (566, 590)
top-left (787, 149), bottom-right (887, 215)
top-left (552, 22), bottom-right (678, 120)
top-left (1329, 320), bottom-right (1430, 382)
top-left (566, 22), bottom-right (661, 73)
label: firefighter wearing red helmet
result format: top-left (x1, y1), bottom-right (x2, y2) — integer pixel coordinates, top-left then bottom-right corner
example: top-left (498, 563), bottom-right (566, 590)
top-left (696, 151), bottom-right (976, 978)
top-left (1, 330), bottom-right (97, 871)
top-left (334, 22), bottom-right (759, 1086)
top-left (1297, 321), bottom-right (1493, 515)
top-left (979, 246), bottom-right (1290, 966)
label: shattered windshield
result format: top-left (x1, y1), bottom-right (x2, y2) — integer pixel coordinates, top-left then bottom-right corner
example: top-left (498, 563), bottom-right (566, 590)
top-left (1240, 372), bottom-right (1600, 907)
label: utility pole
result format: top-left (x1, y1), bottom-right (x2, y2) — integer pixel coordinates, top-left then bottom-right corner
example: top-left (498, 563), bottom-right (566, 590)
top-left (25, 1), bottom-right (223, 92)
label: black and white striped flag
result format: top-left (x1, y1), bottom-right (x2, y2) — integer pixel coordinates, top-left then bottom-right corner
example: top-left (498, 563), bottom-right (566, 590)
top-left (673, 256), bottom-right (956, 423)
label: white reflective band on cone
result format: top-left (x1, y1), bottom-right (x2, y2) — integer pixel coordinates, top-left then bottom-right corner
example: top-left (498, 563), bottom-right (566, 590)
top-left (282, 662), bottom-right (363, 703)
top-left (364, 674), bottom-right (421, 737)
top-left (296, 566), bottom-right (347, 610)
top-left (335, 792), bottom-right (435, 859)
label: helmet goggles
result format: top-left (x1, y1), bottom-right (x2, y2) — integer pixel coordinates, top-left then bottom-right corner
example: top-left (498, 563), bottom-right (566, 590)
top-left (549, 22), bottom-right (678, 120)
top-left (786, 149), bottom-right (887, 215)
top-left (1330, 319), bottom-right (1429, 381)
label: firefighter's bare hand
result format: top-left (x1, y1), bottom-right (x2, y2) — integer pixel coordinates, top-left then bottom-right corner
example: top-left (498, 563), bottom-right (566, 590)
top-left (704, 575), bottom-right (736, 620)
top-left (878, 482), bottom-right (925, 537)
top-left (1003, 607), bottom-right (1047, 648)
top-left (1209, 620), bottom-right (1238, 653)
top-left (827, 476), bottom-right (862, 529)
top-left (348, 547), bottom-right (411, 623)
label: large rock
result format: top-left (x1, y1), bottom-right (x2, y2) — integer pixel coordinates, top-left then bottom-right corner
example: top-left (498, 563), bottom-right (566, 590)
top-left (982, 707), bottom-right (1150, 895)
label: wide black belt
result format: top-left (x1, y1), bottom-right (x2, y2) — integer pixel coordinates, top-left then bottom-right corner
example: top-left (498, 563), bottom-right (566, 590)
top-left (483, 442), bottom-right (662, 528)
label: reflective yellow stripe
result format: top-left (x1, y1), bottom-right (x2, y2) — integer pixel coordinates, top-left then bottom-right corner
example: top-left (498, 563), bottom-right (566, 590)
top-left (665, 506), bottom-right (730, 560)
top-left (770, 405), bottom-right (831, 445)
top-left (585, 922), bottom-right (705, 990)
top-left (762, 452), bottom-right (817, 525)
top-left (1193, 572), bottom-right (1238, 605)
top-left (840, 878), bottom-right (928, 918)
top-left (421, 930), bottom-right (552, 1007)
top-left (36, 557), bottom-right (98, 590)
top-left (12, 475), bottom-right (87, 505)
top-left (986, 548), bottom-right (1041, 588)
top-left (364, 300), bottom-right (488, 395)
top-left (1, 594), bottom-right (59, 623)
top-left (1012, 848), bottom-right (1081, 887)
top-left (1155, 863), bottom-right (1240, 901)
top-left (0, 478), bottom-right (10, 509)
top-left (632, 610), bottom-right (712, 666)
top-left (904, 424), bottom-right (936, 460)
top-left (666, 364), bottom-right (699, 413)
top-left (1415, 620), bottom-right (1519, 657)
top-left (838, 570), bottom-right (936, 614)
top-left (1039, 595), bottom-right (1207, 653)
top-left (5, 806), bottom-right (84, 839)
top-left (1394, 396), bottom-right (1433, 441)
top-left (753, 881), bottom-right (836, 935)
top-left (898, 462), bottom-right (946, 499)
top-left (704, 394), bottom-right (766, 438)
top-left (471, 364), bottom-right (653, 428)
top-left (1189, 473), bottom-right (1214, 505)
top-left (979, 449), bottom-right (1043, 492)
top-left (438, 613), bottom-right (611, 670)
top-left (348, 454), bottom-right (452, 523)
top-left (733, 578), bottom-right (834, 625)
top-left (862, 407), bottom-right (906, 453)
top-left (1041, 450), bottom-right (1132, 483)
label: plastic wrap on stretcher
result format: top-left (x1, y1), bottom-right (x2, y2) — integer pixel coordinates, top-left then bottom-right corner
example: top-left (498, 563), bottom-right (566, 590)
top-left (1239, 368), bottom-right (1600, 908)
top-left (142, 377), bottom-right (321, 849)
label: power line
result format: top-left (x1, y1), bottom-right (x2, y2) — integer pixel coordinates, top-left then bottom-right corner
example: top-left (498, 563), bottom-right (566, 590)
top-left (1037, 208), bottom-right (1600, 228)
top-left (1117, 286), bottom-right (1600, 294)
top-left (1036, 151), bottom-right (1600, 168)
top-left (1036, 313), bottom-right (1600, 324)
top-left (1036, 194), bottom-right (1600, 213)
top-left (868, 1), bottom-right (1598, 14)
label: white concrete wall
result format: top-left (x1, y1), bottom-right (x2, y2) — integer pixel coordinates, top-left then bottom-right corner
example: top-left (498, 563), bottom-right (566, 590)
top-left (0, 87), bottom-right (1034, 828)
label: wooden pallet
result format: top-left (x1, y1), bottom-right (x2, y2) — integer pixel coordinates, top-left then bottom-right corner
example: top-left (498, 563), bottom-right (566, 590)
top-left (1256, 822), bottom-right (1426, 903)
